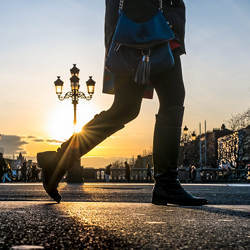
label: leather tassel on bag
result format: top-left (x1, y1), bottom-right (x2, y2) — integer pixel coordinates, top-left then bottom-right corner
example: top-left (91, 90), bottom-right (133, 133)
top-left (134, 53), bottom-right (151, 85)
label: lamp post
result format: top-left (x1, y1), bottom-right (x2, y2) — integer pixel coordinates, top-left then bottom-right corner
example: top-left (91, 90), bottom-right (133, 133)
top-left (182, 128), bottom-right (197, 166)
top-left (54, 64), bottom-right (96, 183)
top-left (191, 131), bottom-right (196, 141)
top-left (183, 126), bottom-right (189, 167)
top-left (183, 125), bottom-right (189, 142)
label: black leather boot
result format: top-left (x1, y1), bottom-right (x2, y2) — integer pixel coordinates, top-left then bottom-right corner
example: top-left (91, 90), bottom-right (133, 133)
top-left (37, 151), bottom-right (62, 203)
top-left (152, 106), bottom-right (208, 206)
top-left (37, 111), bottom-right (124, 203)
top-left (152, 173), bottom-right (208, 206)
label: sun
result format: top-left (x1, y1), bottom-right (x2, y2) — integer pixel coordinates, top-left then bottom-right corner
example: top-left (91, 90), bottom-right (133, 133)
top-left (47, 102), bottom-right (98, 142)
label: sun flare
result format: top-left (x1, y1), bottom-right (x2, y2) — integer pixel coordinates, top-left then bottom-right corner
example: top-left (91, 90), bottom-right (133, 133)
top-left (47, 102), bottom-right (98, 142)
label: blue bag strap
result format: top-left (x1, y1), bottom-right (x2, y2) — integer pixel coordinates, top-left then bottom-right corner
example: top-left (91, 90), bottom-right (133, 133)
top-left (119, 0), bottom-right (163, 11)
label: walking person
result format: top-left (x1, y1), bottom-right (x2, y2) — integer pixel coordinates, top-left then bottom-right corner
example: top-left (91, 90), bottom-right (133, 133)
top-left (146, 162), bottom-right (152, 182)
top-left (190, 164), bottom-right (197, 183)
top-left (31, 164), bottom-right (39, 182)
top-left (37, 0), bottom-right (207, 206)
top-left (1, 156), bottom-right (12, 183)
top-left (0, 153), bottom-right (7, 183)
top-left (21, 161), bottom-right (27, 182)
top-left (0, 153), bottom-right (4, 182)
top-left (124, 161), bottom-right (131, 182)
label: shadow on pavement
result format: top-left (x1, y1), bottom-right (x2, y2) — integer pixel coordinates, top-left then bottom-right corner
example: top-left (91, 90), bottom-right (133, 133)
top-left (180, 205), bottom-right (250, 219)
top-left (0, 202), bottom-right (139, 249)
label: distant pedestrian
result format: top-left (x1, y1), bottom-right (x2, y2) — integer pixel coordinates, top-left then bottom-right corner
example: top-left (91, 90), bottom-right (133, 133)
top-left (190, 165), bottom-right (197, 183)
top-left (105, 164), bottom-right (111, 182)
top-left (16, 164), bottom-right (22, 181)
top-left (21, 162), bottom-right (27, 182)
top-left (0, 153), bottom-right (4, 182)
top-left (0, 153), bottom-right (12, 182)
top-left (31, 164), bottom-right (39, 182)
top-left (125, 161), bottom-right (130, 182)
top-left (146, 162), bottom-right (152, 182)
top-left (2, 161), bottom-right (12, 183)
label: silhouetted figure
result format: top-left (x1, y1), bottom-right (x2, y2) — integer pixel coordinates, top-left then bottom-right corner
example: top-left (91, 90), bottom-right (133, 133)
top-left (37, 0), bottom-right (207, 206)
top-left (105, 164), bottom-right (111, 182)
top-left (31, 164), bottom-right (39, 182)
top-left (146, 162), bottom-right (152, 182)
top-left (21, 162), bottom-right (27, 182)
top-left (0, 167), bottom-right (2, 182)
top-left (0, 153), bottom-right (4, 182)
top-left (125, 161), bottom-right (130, 182)
top-left (0, 153), bottom-right (7, 182)
top-left (1, 157), bottom-right (11, 183)
top-left (190, 165), bottom-right (197, 183)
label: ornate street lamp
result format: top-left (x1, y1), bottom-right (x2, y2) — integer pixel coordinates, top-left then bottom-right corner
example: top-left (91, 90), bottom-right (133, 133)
top-left (182, 126), bottom-right (189, 167)
top-left (191, 131), bottom-right (197, 141)
top-left (183, 125), bottom-right (189, 145)
top-left (86, 76), bottom-right (96, 96)
top-left (54, 64), bottom-right (96, 127)
top-left (53, 64), bottom-right (96, 183)
top-left (54, 76), bottom-right (64, 95)
top-left (183, 126), bottom-right (188, 136)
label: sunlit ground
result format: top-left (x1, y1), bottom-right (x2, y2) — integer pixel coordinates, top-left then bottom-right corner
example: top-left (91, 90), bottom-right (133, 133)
top-left (46, 102), bottom-right (98, 142)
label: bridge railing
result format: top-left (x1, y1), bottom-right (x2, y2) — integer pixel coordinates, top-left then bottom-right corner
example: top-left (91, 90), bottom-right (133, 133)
top-left (92, 168), bottom-right (248, 183)
top-left (94, 168), bottom-right (153, 182)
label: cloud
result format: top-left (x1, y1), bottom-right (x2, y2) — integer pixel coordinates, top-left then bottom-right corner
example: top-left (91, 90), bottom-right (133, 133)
top-left (46, 139), bottom-right (63, 144)
top-left (0, 135), bottom-right (28, 155)
top-left (32, 139), bottom-right (45, 142)
top-left (26, 136), bottom-right (62, 144)
top-left (25, 136), bottom-right (62, 144)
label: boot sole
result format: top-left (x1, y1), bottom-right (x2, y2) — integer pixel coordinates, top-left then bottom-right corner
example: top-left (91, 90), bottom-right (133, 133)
top-left (152, 196), bottom-right (168, 205)
top-left (152, 195), bottom-right (208, 206)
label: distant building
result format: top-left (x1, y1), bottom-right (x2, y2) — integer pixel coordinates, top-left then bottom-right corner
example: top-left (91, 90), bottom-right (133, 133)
top-left (218, 125), bottom-right (250, 167)
top-left (200, 125), bottom-right (233, 167)
top-left (179, 124), bottom-right (233, 168)
top-left (133, 155), bottom-right (153, 169)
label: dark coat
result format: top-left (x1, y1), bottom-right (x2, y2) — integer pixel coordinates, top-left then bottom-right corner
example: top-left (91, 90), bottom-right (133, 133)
top-left (105, 0), bottom-right (186, 55)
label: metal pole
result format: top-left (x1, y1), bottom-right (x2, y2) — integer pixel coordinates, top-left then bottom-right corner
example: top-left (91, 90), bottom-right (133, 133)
top-left (73, 102), bottom-right (77, 126)
top-left (199, 122), bottom-right (202, 168)
top-left (204, 120), bottom-right (207, 167)
top-left (72, 90), bottom-right (78, 127)
top-left (68, 92), bottom-right (82, 183)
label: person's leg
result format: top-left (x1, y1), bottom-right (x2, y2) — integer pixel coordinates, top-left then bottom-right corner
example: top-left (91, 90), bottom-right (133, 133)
top-left (152, 53), bottom-right (207, 206)
top-left (54, 74), bottom-right (145, 177)
top-left (37, 75), bottom-right (145, 202)
top-left (153, 53), bottom-right (185, 178)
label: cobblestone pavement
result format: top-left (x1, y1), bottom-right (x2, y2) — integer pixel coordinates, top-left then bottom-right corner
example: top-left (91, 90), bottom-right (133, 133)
top-left (0, 183), bottom-right (249, 249)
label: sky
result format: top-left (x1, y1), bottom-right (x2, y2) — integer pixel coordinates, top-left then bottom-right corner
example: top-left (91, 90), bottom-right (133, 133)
top-left (0, 0), bottom-right (249, 168)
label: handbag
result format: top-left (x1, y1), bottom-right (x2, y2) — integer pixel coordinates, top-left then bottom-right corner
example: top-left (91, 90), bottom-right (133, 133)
top-left (105, 0), bottom-right (175, 85)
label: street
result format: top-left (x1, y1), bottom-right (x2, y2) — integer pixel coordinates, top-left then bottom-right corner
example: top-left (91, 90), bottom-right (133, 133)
top-left (0, 183), bottom-right (249, 249)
